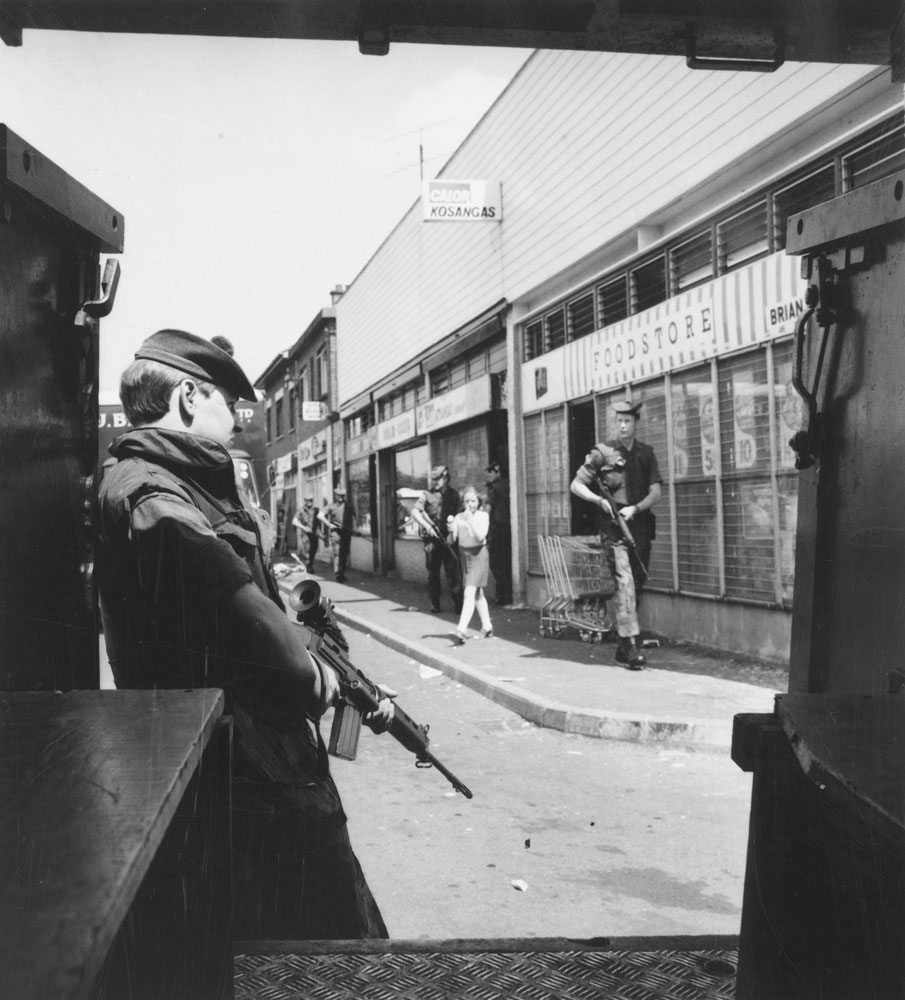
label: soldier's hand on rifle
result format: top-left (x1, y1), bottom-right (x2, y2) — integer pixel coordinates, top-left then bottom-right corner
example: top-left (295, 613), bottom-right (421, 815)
top-left (598, 495), bottom-right (615, 519)
top-left (365, 684), bottom-right (398, 733)
top-left (315, 658), bottom-right (342, 709)
top-left (620, 504), bottom-right (638, 521)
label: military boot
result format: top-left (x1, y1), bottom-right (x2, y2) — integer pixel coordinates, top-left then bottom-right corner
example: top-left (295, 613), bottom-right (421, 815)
top-left (616, 636), bottom-right (646, 670)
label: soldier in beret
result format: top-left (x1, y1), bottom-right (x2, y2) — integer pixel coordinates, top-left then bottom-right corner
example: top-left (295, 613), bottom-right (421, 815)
top-left (96, 329), bottom-right (391, 939)
top-left (571, 441), bottom-right (648, 668)
top-left (608, 399), bottom-right (662, 604)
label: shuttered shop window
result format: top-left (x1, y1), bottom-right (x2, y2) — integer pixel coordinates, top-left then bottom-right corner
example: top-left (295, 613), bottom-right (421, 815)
top-left (773, 164), bottom-right (836, 250)
top-left (545, 308), bottom-right (566, 352)
top-left (719, 352), bottom-right (774, 602)
top-left (718, 201), bottom-right (769, 271)
top-left (671, 230), bottom-right (713, 293)
top-left (842, 112), bottom-right (905, 191)
top-left (671, 369), bottom-right (719, 595)
top-left (567, 292), bottom-right (595, 341)
top-left (597, 275), bottom-right (628, 327)
top-left (525, 409), bottom-right (569, 572)
top-left (523, 320), bottom-right (543, 361)
top-left (631, 257), bottom-right (667, 313)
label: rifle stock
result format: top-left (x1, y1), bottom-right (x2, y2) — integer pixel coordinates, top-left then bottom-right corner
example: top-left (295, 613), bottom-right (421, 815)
top-left (290, 579), bottom-right (473, 799)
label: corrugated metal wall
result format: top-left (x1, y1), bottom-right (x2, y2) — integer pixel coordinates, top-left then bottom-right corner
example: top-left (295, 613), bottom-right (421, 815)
top-left (336, 50), bottom-right (880, 405)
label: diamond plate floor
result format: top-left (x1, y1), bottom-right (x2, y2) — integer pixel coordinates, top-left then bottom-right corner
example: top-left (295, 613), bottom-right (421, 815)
top-left (235, 946), bottom-right (738, 999)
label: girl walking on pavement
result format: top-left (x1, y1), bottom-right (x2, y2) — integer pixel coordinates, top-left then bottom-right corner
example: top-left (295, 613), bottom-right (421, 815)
top-left (447, 486), bottom-right (493, 644)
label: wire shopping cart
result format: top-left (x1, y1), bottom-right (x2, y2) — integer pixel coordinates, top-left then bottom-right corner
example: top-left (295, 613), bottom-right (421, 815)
top-left (537, 535), bottom-right (615, 642)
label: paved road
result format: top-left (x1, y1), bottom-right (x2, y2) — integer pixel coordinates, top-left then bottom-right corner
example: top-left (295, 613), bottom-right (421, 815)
top-left (329, 628), bottom-right (752, 941)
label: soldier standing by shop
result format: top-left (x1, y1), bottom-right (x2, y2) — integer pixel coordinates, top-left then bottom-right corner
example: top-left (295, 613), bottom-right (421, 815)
top-left (484, 460), bottom-right (512, 606)
top-left (293, 496), bottom-right (318, 572)
top-left (321, 486), bottom-right (354, 582)
top-left (570, 443), bottom-right (647, 669)
top-left (608, 400), bottom-right (662, 604)
top-left (412, 465), bottom-right (463, 615)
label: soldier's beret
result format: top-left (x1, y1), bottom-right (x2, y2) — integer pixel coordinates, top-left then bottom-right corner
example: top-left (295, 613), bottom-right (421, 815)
top-left (485, 460), bottom-right (501, 473)
top-left (613, 399), bottom-right (642, 417)
top-left (430, 465), bottom-right (449, 480)
top-left (134, 329), bottom-right (257, 401)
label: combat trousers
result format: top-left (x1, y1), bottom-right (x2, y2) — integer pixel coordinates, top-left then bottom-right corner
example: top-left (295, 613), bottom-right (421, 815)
top-left (607, 542), bottom-right (639, 638)
top-left (425, 541), bottom-right (462, 612)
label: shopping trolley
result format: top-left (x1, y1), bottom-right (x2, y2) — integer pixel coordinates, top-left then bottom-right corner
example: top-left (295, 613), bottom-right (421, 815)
top-left (537, 535), bottom-right (615, 642)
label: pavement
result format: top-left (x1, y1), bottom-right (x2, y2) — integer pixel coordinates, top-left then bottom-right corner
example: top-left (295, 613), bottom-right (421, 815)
top-left (274, 559), bottom-right (788, 751)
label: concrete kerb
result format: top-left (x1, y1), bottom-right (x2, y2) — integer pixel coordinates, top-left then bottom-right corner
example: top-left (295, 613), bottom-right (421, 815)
top-left (329, 603), bottom-right (733, 751)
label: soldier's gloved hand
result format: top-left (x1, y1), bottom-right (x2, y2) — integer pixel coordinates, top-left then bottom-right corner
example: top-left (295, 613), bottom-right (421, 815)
top-left (621, 504), bottom-right (638, 521)
top-left (365, 684), bottom-right (397, 733)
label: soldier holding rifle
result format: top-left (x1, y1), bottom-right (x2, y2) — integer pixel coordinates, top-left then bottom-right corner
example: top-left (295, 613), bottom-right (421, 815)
top-left (96, 330), bottom-right (393, 939)
top-left (411, 464), bottom-right (463, 615)
top-left (320, 485), bottom-right (354, 582)
top-left (570, 438), bottom-right (652, 669)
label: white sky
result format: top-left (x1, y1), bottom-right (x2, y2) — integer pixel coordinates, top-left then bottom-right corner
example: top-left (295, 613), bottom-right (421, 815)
top-left (0, 31), bottom-right (529, 395)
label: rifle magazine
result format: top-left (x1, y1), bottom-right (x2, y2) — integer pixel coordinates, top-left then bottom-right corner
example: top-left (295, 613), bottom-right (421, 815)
top-left (328, 702), bottom-right (363, 760)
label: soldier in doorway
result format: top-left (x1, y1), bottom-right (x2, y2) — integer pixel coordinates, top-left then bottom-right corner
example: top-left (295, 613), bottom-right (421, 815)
top-left (607, 400), bottom-right (662, 604)
top-left (484, 460), bottom-right (512, 606)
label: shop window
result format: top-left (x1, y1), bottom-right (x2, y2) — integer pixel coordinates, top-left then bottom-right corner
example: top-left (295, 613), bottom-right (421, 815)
top-left (671, 229), bottom-right (714, 292)
top-left (671, 369), bottom-right (719, 596)
top-left (717, 201), bottom-right (769, 272)
top-left (719, 351), bottom-right (775, 602)
top-left (631, 382), bottom-right (672, 591)
top-left (346, 457), bottom-right (371, 535)
top-left (449, 357), bottom-right (468, 390)
top-left (525, 409), bottom-right (569, 572)
top-left (544, 307), bottom-right (566, 352)
top-left (524, 319), bottom-right (543, 361)
top-left (312, 348), bottom-right (327, 400)
top-left (631, 257), bottom-right (667, 313)
top-left (567, 291), bottom-right (595, 341)
top-left (842, 112), bottom-right (905, 192)
top-left (394, 443), bottom-right (429, 539)
top-left (597, 274), bottom-right (628, 327)
top-left (430, 367), bottom-right (450, 395)
top-left (718, 352), bottom-right (771, 476)
top-left (773, 163), bottom-right (837, 250)
top-left (771, 341), bottom-right (806, 473)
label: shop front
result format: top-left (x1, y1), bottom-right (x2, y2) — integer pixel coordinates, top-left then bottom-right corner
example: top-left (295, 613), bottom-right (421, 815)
top-left (520, 250), bottom-right (806, 660)
top-left (345, 372), bottom-right (506, 585)
top-left (271, 451), bottom-right (297, 557)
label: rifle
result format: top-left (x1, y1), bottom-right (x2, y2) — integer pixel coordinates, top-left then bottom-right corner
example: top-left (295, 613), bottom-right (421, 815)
top-left (615, 509), bottom-right (649, 583)
top-left (316, 510), bottom-right (352, 535)
top-left (289, 579), bottom-right (474, 799)
top-left (412, 508), bottom-right (456, 552)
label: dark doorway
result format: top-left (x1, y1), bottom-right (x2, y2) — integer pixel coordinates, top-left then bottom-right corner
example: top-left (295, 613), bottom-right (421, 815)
top-left (569, 400), bottom-right (597, 535)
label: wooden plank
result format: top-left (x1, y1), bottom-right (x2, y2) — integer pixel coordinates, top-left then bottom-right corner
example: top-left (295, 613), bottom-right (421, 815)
top-left (0, 689), bottom-right (224, 1000)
